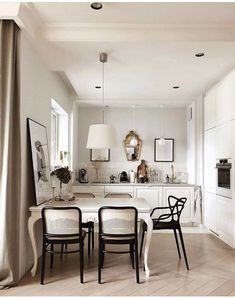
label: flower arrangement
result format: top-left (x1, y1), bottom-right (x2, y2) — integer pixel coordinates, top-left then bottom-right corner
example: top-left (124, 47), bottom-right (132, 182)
top-left (51, 166), bottom-right (71, 200)
top-left (51, 166), bottom-right (71, 184)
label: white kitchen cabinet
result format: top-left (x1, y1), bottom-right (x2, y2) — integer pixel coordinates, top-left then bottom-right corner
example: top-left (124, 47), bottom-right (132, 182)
top-left (134, 186), bottom-right (163, 212)
top-left (216, 74), bottom-right (234, 126)
top-left (215, 122), bottom-right (232, 159)
top-left (216, 195), bottom-right (233, 246)
top-left (204, 192), bottom-right (217, 234)
top-left (204, 88), bottom-right (216, 131)
top-left (204, 128), bottom-right (216, 193)
top-left (163, 187), bottom-right (194, 223)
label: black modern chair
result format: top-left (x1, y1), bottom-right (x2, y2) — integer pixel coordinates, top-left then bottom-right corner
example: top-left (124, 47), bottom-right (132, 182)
top-left (41, 207), bottom-right (86, 284)
top-left (74, 192), bottom-right (95, 258)
top-left (140, 195), bottom-right (189, 270)
top-left (98, 206), bottom-right (140, 284)
top-left (61, 192), bottom-right (95, 259)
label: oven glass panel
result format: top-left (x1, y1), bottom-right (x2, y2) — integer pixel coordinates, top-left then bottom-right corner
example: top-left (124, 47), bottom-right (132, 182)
top-left (218, 168), bottom-right (230, 189)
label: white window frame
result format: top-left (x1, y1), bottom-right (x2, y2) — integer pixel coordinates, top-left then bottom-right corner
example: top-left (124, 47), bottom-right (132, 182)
top-left (51, 108), bottom-right (59, 167)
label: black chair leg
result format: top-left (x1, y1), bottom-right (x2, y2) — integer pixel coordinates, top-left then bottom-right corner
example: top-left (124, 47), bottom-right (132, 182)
top-left (50, 244), bottom-right (54, 269)
top-left (140, 230), bottom-right (145, 257)
top-left (92, 223), bottom-right (94, 250)
top-left (88, 227), bottom-right (91, 259)
top-left (130, 243), bottom-right (135, 269)
top-left (173, 229), bottom-right (181, 259)
top-left (80, 241), bottom-right (84, 283)
top-left (135, 241), bottom-right (140, 283)
top-left (60, 244), bottom-right (64, 260)
top-left (41, 240), bottom-right (46, 285)
top-left (178, 226), bottom-right (189, 270)
top-left (98, 237), bottom-right (102, 284)
top-left (101, 241), bottom-right (105, 268)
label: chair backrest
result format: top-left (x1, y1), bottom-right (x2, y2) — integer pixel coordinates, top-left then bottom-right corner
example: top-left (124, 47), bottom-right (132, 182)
top-left (98, 206), bottom-right (137, 237)
top-left (168, 196), bottom-right (187, 222)
top-left (42, 207), bottom-right (82, 237)
top-left (105, 193), bottom-right (132, 198)
top-left (73, 192), bottom-right (95, 198)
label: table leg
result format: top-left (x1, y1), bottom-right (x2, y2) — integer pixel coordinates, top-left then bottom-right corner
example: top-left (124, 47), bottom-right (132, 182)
top-left (28, 216), bottom-right (39, 277)
top-left (143, 216), bottom-right (153, 278)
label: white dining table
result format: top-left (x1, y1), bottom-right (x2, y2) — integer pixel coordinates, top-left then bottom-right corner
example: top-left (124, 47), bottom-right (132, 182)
top-left (28, 197), bottom-right (153, 277)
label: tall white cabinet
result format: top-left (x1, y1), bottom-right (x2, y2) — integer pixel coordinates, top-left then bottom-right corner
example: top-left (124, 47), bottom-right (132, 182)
top-left (203, 70), bottom-right (235, 248)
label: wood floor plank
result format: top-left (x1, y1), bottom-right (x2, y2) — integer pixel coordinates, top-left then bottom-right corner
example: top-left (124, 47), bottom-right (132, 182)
top-left (3, 232), bottom-right (235, 296)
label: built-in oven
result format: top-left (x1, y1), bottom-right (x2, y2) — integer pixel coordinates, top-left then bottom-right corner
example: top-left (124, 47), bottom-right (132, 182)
top-left (216, 158), bottom-right (232, 198)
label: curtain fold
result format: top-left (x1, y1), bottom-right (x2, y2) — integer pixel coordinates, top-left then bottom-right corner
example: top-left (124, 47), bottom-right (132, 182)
top-left (0, 20), bottom-right (21, 287)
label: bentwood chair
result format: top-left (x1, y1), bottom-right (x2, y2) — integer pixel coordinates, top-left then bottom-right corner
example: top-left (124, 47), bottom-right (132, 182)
top-left (41, 207), bottom-right (86, 284)
top-left (105, 193), bottom-right (132, 198)
top-left (73, 192), bottom-right (95, 258)
top-left (98, 206), bottom-right (140, 284)
top-left (140, 195), bottom-right (189, 270)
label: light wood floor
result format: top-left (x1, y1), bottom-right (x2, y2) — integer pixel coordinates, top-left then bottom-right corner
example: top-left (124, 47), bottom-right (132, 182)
top-left (2, 232), bottom-right (235, 296)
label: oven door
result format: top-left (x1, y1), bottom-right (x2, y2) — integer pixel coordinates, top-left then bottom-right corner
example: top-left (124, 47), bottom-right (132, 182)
top-left (216, 165), bottom-right (232, 198)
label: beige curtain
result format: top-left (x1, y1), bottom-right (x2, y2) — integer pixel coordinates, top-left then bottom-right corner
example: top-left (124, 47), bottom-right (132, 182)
top-left (0, 20), bottom-right (21, 287)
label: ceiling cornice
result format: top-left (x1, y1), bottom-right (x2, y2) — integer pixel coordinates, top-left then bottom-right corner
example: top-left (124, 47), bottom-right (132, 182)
top-left (38, 22), bottom-right (235, 42)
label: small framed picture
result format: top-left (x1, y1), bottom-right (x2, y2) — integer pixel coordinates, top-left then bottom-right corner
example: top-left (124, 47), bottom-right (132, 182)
top-left (154, 138), bottom-right (174, 162)
top-left (90, 149), bottom-right (110, 162)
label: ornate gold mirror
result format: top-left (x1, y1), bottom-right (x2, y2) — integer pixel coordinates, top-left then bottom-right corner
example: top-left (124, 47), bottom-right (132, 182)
top-left (123, 131), bottom-right (142, 161)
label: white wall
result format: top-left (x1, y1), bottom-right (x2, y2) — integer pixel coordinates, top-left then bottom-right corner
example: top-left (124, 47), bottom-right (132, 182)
top-left (77, 107), bottom-right (187, 181)
top-left (19, 32), bottom-right (71, 279)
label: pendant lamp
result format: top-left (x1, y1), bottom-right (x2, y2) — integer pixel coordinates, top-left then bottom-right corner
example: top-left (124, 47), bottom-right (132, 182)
top-left (86, 53), bottom-right (116, 149)
top-left (130, 105), bottom-right (138, 146)
top-left (159, 104), bottom-right (165, 145)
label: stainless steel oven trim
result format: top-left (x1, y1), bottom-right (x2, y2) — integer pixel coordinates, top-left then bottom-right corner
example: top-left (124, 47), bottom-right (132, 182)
top-left (216, 158), bottom-right (232, 199)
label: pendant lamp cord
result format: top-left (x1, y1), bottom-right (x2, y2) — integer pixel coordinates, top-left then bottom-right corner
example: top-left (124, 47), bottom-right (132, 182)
top-left (102, 61), bottom-right (105, 124)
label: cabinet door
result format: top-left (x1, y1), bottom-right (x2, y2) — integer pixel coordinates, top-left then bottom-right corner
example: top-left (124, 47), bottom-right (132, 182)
top-left (215, 122), bottom-right (232, 159)
top-left (216, 75), bottom-right (233, 126)
top-left (135, 187), bottom-right (163, 210)
top-left (204, 88), bottom-right (216, 130)
top-left (204, 192), bottom-right (217, 233)
top-left (163, 187), bottom-right (194, 223)
top-left (204, 128), bottom-right (216, 193)
top-left (217, 195), bottom-right (233, 246)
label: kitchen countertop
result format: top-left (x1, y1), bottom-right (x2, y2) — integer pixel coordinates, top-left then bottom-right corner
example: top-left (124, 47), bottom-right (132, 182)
top-left (73, 182), bottom-right (196, 187)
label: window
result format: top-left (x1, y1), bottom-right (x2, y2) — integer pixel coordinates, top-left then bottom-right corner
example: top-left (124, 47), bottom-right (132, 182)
top-left (51, 99), bottom-right (69, 168)
top-left (51, 109), bottom-right (58, 166)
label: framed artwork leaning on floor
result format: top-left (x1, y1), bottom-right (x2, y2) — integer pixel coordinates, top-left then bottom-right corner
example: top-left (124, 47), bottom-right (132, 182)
top-left (27, 118), bottom-right (52, 205)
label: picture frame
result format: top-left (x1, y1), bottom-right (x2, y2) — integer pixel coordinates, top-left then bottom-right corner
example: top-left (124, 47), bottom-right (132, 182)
top-left (27, 118), bottom-right (52, 206)
top-left (90, 149), bottom-right (110, 162)
top-left (154, 138), bottom-right (174, 162)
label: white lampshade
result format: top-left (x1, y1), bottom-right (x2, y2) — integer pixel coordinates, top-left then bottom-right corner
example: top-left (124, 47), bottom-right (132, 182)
top-left (86, 124), bottom-right (117, 149)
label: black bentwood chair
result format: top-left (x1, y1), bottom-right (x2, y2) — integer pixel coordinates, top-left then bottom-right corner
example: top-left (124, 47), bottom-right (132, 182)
top-left (70, 192), bottom-right (95, 259)
top-left (140, 195), bottom-right (189, 270)
top-left (105, 193), bottom-right (133, 198)
top-left (41, 207), bottom-right (86, 284)
top-left (98, 206), bottom-right (140, 284)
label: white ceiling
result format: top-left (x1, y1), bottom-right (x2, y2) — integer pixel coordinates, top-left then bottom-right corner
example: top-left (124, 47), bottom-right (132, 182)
top-left (5, 2), bottom-right (235, 107)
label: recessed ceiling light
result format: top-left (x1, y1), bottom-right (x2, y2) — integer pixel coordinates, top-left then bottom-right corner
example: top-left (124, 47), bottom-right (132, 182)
top-left (95, 86), bottom-right (101, 89)
top-left (195, 52), bottom-right (205, 57)
top-left (90, 2), bottom-right (102, 10)
top-left (173, 86), bottom-right (179, 89)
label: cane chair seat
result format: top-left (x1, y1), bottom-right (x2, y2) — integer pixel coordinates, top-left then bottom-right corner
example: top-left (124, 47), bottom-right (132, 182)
top-left (47, 230), bottom-right (86, 241)
top-left (105, 193), bottom-right (132, 198)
